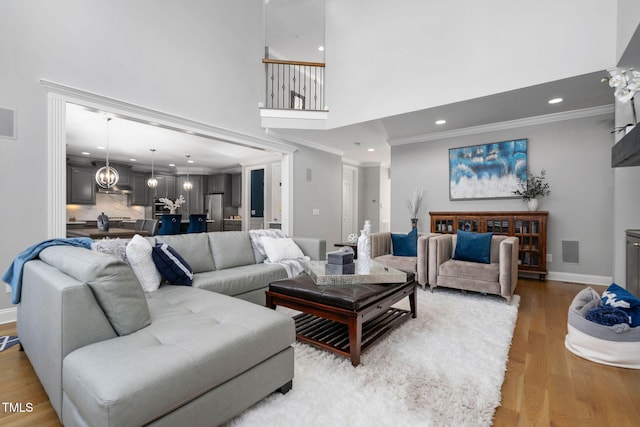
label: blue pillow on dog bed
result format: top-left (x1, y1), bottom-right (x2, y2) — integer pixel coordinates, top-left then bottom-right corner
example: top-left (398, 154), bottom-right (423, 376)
top-left (602, 283), bottom-right (640, 327)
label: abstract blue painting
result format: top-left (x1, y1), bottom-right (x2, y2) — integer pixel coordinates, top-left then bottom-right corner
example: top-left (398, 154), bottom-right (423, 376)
top-left (449, 139), bottom-right (527, 200)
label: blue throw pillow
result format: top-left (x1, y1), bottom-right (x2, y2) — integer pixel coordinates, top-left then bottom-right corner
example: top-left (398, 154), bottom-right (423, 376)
top-left (601, 283), bottom-right (640, 327)
top-left (151, 243), bottom-right (194, 286)
top-left (453, 230), bottom-right (493, 264)
top-left (391, 228), bottom-right (418, 257)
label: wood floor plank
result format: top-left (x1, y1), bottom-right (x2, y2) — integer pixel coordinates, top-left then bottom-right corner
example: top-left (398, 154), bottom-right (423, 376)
top-left (1, 278), bottom-right (639, 426)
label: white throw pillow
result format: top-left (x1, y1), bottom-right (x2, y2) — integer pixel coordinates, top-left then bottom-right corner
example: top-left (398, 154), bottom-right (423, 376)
top-left (126, 234), bottom-right (161, 292)
top-left (261, 236), bottom-right (305, 263)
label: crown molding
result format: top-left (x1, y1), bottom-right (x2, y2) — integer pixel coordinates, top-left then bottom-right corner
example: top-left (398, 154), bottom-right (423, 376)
top-left (268, 130), bottom-right (345, 156)
top-left (388, 104), bottom-right (615, 146)
top-left (40, 79), bottom-right (298, 154)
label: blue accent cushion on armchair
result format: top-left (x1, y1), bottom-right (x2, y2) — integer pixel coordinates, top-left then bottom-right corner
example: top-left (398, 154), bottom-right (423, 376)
top-left (453, 230), bottom-right (493, 264)
top-left (391, 228), bottom-right (418, 257)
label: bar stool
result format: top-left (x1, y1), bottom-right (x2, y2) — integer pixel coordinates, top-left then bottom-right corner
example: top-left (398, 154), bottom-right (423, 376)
top-left (157, 214), bottom-right (182, 235)
top-left (186, 214), bottom-right (207, 233)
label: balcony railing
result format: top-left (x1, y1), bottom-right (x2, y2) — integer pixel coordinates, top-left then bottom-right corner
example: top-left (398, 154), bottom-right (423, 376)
top-left (263, 59), bottom-right (325, 111)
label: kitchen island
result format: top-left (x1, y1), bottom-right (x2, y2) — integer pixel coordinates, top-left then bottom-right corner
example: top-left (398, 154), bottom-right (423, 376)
top-left (66, 228), bottom-right (149, 239)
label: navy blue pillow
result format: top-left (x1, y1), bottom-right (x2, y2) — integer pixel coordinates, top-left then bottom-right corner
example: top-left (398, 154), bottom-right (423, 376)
top-left (151, 243), bottom-right (193, 286)
top-left (453, 230), bottom-right (493, 264)
top-left (602, 283), bottom-right (640, 327)
top-left (391, 228), bottom-right (418, 257)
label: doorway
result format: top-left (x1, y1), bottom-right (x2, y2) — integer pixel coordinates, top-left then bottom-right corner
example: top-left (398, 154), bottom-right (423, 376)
top-left (342, 165), bottom-right (358, 241)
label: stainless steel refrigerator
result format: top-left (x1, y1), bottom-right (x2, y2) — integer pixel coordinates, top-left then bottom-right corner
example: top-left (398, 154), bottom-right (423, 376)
top-left (205, 194), bottom-right (223, 231)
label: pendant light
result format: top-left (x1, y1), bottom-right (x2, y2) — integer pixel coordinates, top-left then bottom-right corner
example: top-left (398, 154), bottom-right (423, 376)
top-left (95, 117), bottom-right (119, 189)
top-left (147, 148), bottom-right (158, 188)
top-left (183, 154), bottom-right (193, 191)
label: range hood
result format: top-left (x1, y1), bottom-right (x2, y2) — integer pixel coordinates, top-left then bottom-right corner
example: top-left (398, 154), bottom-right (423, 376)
top-left (96, 184), bottom-right (133, 195)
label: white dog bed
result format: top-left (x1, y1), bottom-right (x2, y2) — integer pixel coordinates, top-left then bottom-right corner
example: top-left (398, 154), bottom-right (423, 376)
top-left (565, 287), bottom-right (640, 369)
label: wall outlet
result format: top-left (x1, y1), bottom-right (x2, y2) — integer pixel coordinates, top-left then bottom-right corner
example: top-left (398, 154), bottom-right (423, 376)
top-left (312, 209), bottom-right (320, 216)
top-left (546, 253), bottom-right (552, 263)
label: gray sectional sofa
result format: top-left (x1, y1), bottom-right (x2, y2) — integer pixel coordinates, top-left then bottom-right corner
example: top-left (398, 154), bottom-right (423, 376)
top-left (17, 231), bottom-right (326, 426)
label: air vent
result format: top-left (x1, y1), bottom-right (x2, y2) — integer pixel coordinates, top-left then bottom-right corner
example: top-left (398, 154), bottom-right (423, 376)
top-left (562, 240), bottom-right (580, 263)
top-left (0, 107), bottom-right (16, 139)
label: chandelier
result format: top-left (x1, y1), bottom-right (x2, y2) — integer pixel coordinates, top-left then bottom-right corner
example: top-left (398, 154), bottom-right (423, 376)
top-left (147, 148), bottom-right (158, 188)
top-left (183, 154), bottom-right (193, 191)
top-left (95, 117), bottom-right (119, 189)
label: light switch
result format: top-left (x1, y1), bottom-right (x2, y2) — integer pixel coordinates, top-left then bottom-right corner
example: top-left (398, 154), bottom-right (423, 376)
top-left (312, 209), bottom-right (320, 216)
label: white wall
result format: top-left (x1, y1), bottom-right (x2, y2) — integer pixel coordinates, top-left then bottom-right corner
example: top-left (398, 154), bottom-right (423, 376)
top-left (390, 113), bottom-right (616, 283)
top-left (0, 0), bottom-right (267, 310)
top-left (617, 0), bottom-right (640, 61)
top-left (361, 167), bottom-right (380, 233)
top-left (292, 145), bottom-right (342, 246)
top-left (325, 0), bottom-right (617, 128)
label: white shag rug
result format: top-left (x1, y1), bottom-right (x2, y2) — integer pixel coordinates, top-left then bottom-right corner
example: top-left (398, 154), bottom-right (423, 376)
top-left (226, 288), bottom-right (520, 427)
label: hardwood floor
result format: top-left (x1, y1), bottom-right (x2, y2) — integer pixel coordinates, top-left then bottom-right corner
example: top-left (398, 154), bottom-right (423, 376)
top-left (0, 279), bottom-right (638, 426)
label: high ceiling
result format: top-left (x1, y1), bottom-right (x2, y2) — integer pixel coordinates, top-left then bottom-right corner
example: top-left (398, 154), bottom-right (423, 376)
top-left (66, 1), bottom-right (617, 170)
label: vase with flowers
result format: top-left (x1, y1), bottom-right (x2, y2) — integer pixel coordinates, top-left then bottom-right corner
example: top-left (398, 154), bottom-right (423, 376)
top-left (602, 67), bottom-right (640, 134)
top-left (512, 169), bottom-right (550, 211)
top-left (159, 195), bottom-right (186, 214)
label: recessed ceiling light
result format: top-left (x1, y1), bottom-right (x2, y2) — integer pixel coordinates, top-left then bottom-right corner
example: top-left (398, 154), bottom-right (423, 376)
top-left (169, 163), bottom-right (175, 167)
top-left (96, 146), bottom-right (105, 150)
top-left (318, 46), bottom-right (325, 52)
top-left (188, 159), bottom-right (194, 164)
top-left (129, 158), bottom-right (137, 162)
top-left (367, 148), bottom-right (375, 152)
top-left (81, 151), bottom-right (91, 156)
top-left (435, 119), bottom-right (446, 125)
top-left (548, 98), bottom-right (563, 104)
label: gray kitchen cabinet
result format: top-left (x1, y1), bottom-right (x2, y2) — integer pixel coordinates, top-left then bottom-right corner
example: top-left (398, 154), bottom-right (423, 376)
top-left (67, 165), bottom-right (96, 205)
top-left (177, 175), bottom-right (203, 214)
top-left (231, 173), bottom-right (242, 207)
top-left (130, 173), bottom-right (151, 206)
top-left (207, 173), bottom-right (230, 194)
top-left (154, 174), bottom-right (177, 200)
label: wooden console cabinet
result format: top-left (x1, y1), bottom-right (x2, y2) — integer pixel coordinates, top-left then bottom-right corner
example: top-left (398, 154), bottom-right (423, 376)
top-left (430, 211), bottom-right (548, 280)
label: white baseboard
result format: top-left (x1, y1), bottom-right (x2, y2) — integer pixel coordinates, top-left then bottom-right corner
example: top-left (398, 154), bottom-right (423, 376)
top-left (0, 307), bottom-right (17, 325)
top-left (546, 271), bottom-right (612, 286)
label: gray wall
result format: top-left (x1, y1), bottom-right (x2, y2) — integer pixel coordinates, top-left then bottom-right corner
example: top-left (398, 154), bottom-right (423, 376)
top-left (292, 145), bottom-right (343, 248)
top-left (390, 114), bottom-right (616, 282)
top-left (361, 166), bottom-right (381, 233)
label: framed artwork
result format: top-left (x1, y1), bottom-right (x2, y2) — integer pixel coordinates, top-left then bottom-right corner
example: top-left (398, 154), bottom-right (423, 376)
top-left (449, 138), bottom-right (527, 200)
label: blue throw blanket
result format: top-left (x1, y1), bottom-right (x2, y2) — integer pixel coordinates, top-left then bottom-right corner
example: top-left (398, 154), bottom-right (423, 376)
top-left (2, 238), bottom-right (92, 304)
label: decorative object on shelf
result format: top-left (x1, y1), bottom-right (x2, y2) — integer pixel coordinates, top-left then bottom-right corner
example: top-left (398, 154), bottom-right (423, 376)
top-left (512, 168), bottom-right (551, 211)
top-left (95, 117), bottom-right (119, 189)
top-left (602, 67), bottom-right (640, 132)
top-left (347, 233), bottom-right (358, 244)
top-left (97, 212), bottom-right (110, 232)
top-left (183, 154), bottom-right (193, 191)
top-left (357, 224), bottom-right (371, 275)
top-left (449, 139), bottom-right (528, 200)
top-left (159, 195), bottom-right (185, 214)
top-left (147, 148), bottom-right (158, 189)
top-left (406, 189), bottom-right (424, 228)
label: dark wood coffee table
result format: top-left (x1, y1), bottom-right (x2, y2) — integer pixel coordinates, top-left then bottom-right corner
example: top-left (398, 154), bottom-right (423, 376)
top-left (266, 273), bottom-right (416, 366)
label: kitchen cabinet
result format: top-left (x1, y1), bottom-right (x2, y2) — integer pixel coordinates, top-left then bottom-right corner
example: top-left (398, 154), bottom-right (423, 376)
top-left (154, 174), bottom-right (177, 200)
top-left (207, 173), bottom-right (230, 194)
top-left (177, 175), bottom-right (203, 214)
top-left (130, 173), bottom-right (151, 206)
top-left (231, 173), bottom-right (242, 207)
top-left (67, 165), bottom-right (96, 205)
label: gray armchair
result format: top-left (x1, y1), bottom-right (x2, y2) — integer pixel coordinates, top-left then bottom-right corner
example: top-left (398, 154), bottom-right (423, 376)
top-left (369, 232), bottom-right (433, 289)
top-left (428, 234), bottom-right (519, 302)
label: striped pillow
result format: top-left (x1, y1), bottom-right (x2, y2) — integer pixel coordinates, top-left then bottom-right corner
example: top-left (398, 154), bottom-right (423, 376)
top-left (126, 234), bottom-right (162, 292)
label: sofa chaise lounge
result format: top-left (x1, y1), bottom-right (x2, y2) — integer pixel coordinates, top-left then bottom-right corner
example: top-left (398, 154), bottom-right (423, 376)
top-left (17, 231), bottom-right (326, 426)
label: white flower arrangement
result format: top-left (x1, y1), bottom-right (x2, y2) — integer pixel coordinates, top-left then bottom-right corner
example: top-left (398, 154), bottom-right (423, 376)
top-left (159, 195), bottom-right (185, 214)
top-left (602, 68), bottom-right (640, 128)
